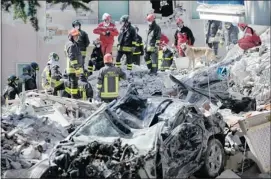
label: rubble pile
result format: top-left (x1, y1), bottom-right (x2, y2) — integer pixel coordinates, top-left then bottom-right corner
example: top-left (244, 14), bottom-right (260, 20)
top-left (46, 138), bottom-right (148, 178)
top-left (1, 113), bottom-right (69, 175)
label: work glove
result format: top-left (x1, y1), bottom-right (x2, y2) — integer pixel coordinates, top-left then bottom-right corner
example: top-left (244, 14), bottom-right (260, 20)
top-left (105, 31), bottom-right (110, 36)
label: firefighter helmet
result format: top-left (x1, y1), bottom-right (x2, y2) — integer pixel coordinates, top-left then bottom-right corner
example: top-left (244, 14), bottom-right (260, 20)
top-left (8, 75), bottom-right (18, 83)
top-left (23, 65), bottom-right (31, 73)
top-left (104, 53), bottom-right (113, 63)
top-left (68, 28), bottom-right (80, 37)
top-left (30, 62), bottom-right (39, 71)
top-left (72, 20), bottom-right (81, 28)
top-left (146, 14), bottom-right (155, 22)
top-left (238, 22), bottom-right (247, 29)
top-left (48, 52), bottom-right (59, 61)
top-left (102, 13), bottom-right (111, 21)
top-left (120, 15), bottom-right (129, 23)
top-left (176, 18), bottom-right (183, 24)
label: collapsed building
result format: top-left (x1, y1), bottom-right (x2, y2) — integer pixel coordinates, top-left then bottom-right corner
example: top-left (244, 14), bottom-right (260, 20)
top-left (1, 28), bottom-right (270, 178)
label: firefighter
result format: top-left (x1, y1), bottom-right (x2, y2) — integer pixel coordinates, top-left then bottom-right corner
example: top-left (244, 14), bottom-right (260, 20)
top-left (144, 13), bottom-right (161, 75)
top-left (116, 15), bottom-right (137, 71)
top-left (72, 20), bottom-right (90, 69)
top-left (205, 20), bottom-right (223, 56)
top-left (2, 75), bottom-right (19, 103)
top-left (132, 26), bottom-right (144, 65)
top-left (78, 73), bottom-right (93, 101)
top-left (97, 54), bottom-right (126, 103)
top-left (64, 28), bottom-right (84, 77)
top-left (237, 23), bottom-right (261, 51)
top-left (88, 38), bottom-right (104, 76)
top-left (223, 22), bottom-right (239, 51)
top-left (50, 64), bottom-right (62, 96)
top-left (30, 62), bottom-right (39, 89)
top-left (41, 60), bottom-right (52, 90)
top-left (158, 33), bottom-right (169, 70)
top-left (18, 65), bottom-right (36, 93)
top-left (174, 18), bottom-right (195, 57)
top-left (93, 13), bottom-right (119, 55)
top-left (160, 45), bottom-right (173, 71)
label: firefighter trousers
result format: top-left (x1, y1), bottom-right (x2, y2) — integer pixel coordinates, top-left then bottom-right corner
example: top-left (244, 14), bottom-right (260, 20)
top-left (132, 55), bottom-right (140, 65)
top-left (161, 59), bottom-right (173, 71)
top-left (116, 51), bottom-right (133, 70)
top-left (144, 51), bottom-right (158, 73)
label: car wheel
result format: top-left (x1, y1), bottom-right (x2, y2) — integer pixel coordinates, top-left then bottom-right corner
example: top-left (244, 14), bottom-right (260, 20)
top-left (196, 138), bottom-right (225, 178)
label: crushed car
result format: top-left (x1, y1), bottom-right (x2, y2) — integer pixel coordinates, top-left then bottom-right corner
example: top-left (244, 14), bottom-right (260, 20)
top-left (4, 85), bottom-right (230, 178)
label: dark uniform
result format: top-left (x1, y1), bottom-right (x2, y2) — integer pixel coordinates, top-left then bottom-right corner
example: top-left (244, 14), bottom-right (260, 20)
top-left (50, 65), bottom-right (62, 96)
top-left (18, 65), bottom-right (36, 93)
top-left (160, 48), bottom-right (173, 71)
top-left (3, 75), bottom-right (19, 102)
top-left (54, 73), bottom-right (80, 99)
top-left (97, 64), bottom-right (126, 102)
top-left (116, 15), bottom-right (137, 70)
top-left (205, 20), bottom-right (223, 55)
top-left (78, 74), bottom-right (93, 101)
top-left (144, 21), bottom-right (161, 74)
top-left (132, 26), bottom-right (144, 65)
top-left (72, 20), bottom-right (90, 69)
top-left (64, 30), bottom-right (84, 77)
top-left (30, 62), bottom-right (39, 89)
top-left (88, 45), bottom-right (104, 75)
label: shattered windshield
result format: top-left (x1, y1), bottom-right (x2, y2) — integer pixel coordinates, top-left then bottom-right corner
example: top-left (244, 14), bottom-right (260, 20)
top-left (74, 113), bottom-right (122, 138)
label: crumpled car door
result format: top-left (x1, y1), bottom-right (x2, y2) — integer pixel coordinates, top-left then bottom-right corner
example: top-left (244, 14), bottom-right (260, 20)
top-left (159, 123), bottom-right (204, 178)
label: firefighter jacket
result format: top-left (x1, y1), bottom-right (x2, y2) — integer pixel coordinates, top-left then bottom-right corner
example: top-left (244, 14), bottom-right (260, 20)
top-left (161, 49), bottom-right (174, 70)
top-left (145, 21), bottom-right (161, 52)
top-left (93, 22), bottom-right (119, 45)
top-left (223, 24), bottom-right (239, 46)
top-left (159, 33), bottom-right (169, 50)
top-left (55, 78), bottom-right (80, 99)
top-left (77, 29), bottom-right (90, 56)
top-left (78, 77), bottom-right (93, 101)
top-left (205, 20), bottom-right (223, 44)
top-left (97, 64), bottom-right (126, 99)
top-left (64, 40), bottom-right (83, 75)
top-left (117, 22), bottom-right (137, 52)
top-left (18, 73), bottom-right (36, 93)
top-left (133, 33), bottom-right (144, 56)
top-left (50, 65), bottom-right (62, 88)
top-left (3, 83), bottom-right (19, 100)
top-left (30, 69), bottom-right (37, 89)
top-left (174, 26), bottom-right (195, 46)
top-left (41, 66), bottom-right (51, 90)
top-left (90, 46), bottom-right (104, 71)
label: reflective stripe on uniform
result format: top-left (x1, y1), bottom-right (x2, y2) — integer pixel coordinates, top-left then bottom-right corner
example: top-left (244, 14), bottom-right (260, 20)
top-left (79, 86), bottom-right (87, 100)
top-left (156, 40), bottom-right (160, 43)
top-left (50, 79), bottom-right (62, 87)
top-left (152, 64), bottom-right (157, 67)
top-left (101, 75), bottom-right (119, 98)
top-left (97, 84), bottom-right (102, 89)
top-left (65, 87), bottom-right (78, 94)
top-left (81, 51), bottom-right (87, 56)
top-left (146, 60), bottom-right (151, 64)
top-left (119, 46), bottom-right (132, 52)
top-left (132, 41), bottom-right (136, 45)
top-left (75, 68), bottom-right (84, 77)
top-left (133, 52), bottom-right (141, 55)
top-left (147, 46), bottom-right (155, 52)
top-left (164, 57), bottom-right (173, 60)
top-left (88, 66), bottom-right (93, 72)
top-left (127, 64), bottom-right (133, 70)
top-left (70, 60), bottom-right (78, 65)
top-left (115, 62), bottom-right (121, 67)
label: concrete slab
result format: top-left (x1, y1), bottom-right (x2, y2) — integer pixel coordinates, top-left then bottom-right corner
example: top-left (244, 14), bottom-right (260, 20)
top-left (216, 169), bottom-right (241, 179)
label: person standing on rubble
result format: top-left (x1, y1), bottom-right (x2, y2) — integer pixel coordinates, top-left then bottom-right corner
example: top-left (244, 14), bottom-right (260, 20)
top-left (160, 45), bottom-right (173, 71)
top-left (222, 22), bottom-right (239, 51)
top-left (132, 25), bottom-right (144, 66)
top-left (144, 13), bottom-right (161, 75)
top-left (2, 75), bottom-right (19, 103)
top-left (30, 62), bottom-right (39, 89)
top-left (237, 23), bottom-right (261, 51)
top-left (205, 20), bottom-right (224, 56)
top-left (158, 33), bottom-right (169, 69)
top-left (65, 28), bottom-right (84, 78)
top-left (18, 65), bottom-right (36, 93)
top-left (72, 20), bottom-right (90, 69)
top-left (78, 73), bottom-right (93, 101)
top-left (116, 15), bottom-right (137, 71)
top-left (97, 53), bottom-right (126, 103)
top-left (93, 13), bottom-right (119, 55)
top-left (174, 18), bottom-right (195, 57)
top-left (88, 38), bottom-right (104, 76)
top-left (50, 64), bottom-right (62, 96)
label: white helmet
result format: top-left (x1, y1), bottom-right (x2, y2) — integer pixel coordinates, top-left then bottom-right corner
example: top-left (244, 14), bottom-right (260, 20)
top-left (102, 13), bottom-right (111, 21)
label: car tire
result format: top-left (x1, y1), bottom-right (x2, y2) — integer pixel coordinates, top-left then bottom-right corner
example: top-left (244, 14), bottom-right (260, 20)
top-left (196, 138), bottom-right (225, 178)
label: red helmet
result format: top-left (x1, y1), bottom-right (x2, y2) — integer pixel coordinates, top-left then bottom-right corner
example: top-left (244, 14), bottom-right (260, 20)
top-left (238, 22), bottom-right (247, 29)
top-left (104, 53), bottom-right (113, 63)
top-left (146, 14), bottom-right (155, 22)
top-left (176, 18), bottom-right (183, 24)
top-left (68, 28), bottom-right (80, 37)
